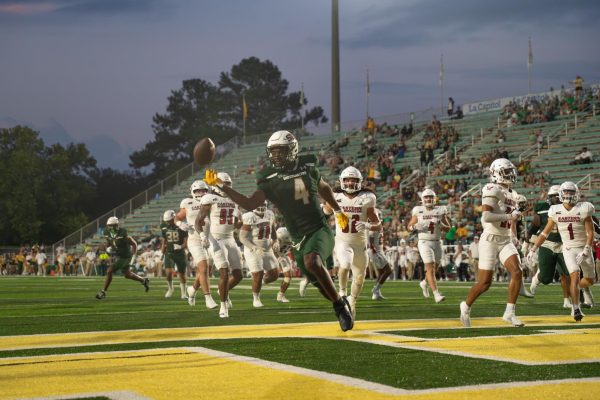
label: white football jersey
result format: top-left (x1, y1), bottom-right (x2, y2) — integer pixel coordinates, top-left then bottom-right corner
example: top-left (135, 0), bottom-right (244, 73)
top-left (201, 194), bottom-right (240, 240)
top-left (242, 209), bottom-right (275, 250)
top-left (411, 205), bottom-right (448, 240)
top-left (276, 227), bottom-right (293, 256)
top-left (481, 183), bottom-right (518, 236)
top-left (334, 191), bottom-right (376, 244)
top-left (179, 197), bottom-right (205, 240)
top-left (549, 202), bottom-right (595, 248)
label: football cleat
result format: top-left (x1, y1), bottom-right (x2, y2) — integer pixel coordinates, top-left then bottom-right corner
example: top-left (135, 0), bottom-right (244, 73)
top-left (95, 290), bottom-right (106, 300)
top-left (187, 286), bottom-right (197, 306)
top-left (529, 280), bottom-right (538, 296)
top-left (563, 298), bottom-right (573, 309)
top-left (347, 295), bottom-right (357, 320)
top-left (519, 286), bottom-right (534, 298)
top-left (253, 298), bottom-right (264, 308)
top-left (419, 280), bottom-right (430, 298)
top-left (277, 292), bottom-right (290, 303)
top-left (219, 303), bottom-right (229, 318)
top-left (333, 296), bottom-right (354, 332)
top-left (434, 293), bottom-right (446, 303)
top-left (205, 295), bottom-right (218, 309)
top-left (573, 308), bottom-right (584, 322)
top-left (459, 301), bottom-right (471, 327)
top-left (502, 312), bottom-right (525, 327)
top-left (165, 288), bottom-right (173, 298)
top-left (142, 278), bottom-right (150, 292)
top-left (371, 287), bottom-right (385, 301)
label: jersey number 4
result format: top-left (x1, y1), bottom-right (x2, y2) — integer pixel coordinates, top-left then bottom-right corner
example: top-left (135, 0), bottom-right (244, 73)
top-left (294, 178), bottom-right (310, 204)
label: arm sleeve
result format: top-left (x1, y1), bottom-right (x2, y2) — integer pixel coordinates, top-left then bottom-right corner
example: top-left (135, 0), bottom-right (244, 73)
top-left (481, 211), bottom-right (511, 223)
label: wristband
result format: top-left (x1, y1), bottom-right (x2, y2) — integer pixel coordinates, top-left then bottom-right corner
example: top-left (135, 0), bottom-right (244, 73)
top-left (539, 232), bottom-right (547, 238)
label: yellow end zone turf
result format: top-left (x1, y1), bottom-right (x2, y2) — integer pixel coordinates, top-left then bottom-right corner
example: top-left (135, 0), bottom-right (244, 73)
top-left (0, 347), bottom-right (599, 400)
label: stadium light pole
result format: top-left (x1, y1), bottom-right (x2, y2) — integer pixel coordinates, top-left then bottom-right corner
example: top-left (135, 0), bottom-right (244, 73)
top-left (331, 0), bottom-right (340, 134)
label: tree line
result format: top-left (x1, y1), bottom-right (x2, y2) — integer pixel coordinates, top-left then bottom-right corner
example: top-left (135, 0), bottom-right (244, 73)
top-left (0, 57), bottom-right (327, 245)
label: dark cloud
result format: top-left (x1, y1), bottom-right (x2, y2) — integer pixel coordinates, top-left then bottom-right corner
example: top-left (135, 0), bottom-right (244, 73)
top-left (345, 0), bottom-right (600, 49)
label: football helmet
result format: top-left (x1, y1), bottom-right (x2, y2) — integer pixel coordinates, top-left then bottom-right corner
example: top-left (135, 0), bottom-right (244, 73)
top-left (547, 185), bottom-right (561, 205)
top-left (254, 201), bottom-right (267, 217)
top-left (163, 210), bottom-right (176, 222)
top-left (421, 188), bottom-right (437, 208)
top-left (106, 216), bottom-right (119, 233)
top-left (339, 166), bottom-right (363, 193)
top-left (489, 158), bottom-right (517, 186)
top-left (400, 239), bottom-right (406, 245)
top-left (516, 194), bottom-right (528, 211)
top-left (276, 227), bottom-right (291, 242)
top-left (190, 180), bottom-right (209, 200)
top-left (266, 130), bottom-right (298, 171)
top-left (213, 172), bottom-right (232, 196)
top-left (559, 181), bottom-right (579, 205)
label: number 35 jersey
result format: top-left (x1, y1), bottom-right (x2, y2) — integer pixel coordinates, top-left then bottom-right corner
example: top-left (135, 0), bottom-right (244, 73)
top-left (481, 183), bottom-right (518, 237)
top-left (548, 202), bottom-right (595, 248)
top-left (334, 191), bottom-right (376, 245)
top-left (256, 155), bottom-right (327, 243)
top-left (411, 205), bottom-right (448, 240)
top-left (200, 193), bottom-right (240, 240)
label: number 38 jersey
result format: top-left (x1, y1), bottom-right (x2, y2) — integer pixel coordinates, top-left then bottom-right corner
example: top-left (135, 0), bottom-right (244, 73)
top-left (549, 202), bottom-right (595, 248)
top-left (411, 205), bottom-right (448, 240)
top-left (334, 190), bottom-right (376, 245)
top-left (481, 183), bottom-right (518, 237)
top-left (256, 155), bottom-right (327, 243)
top-left (200, 193), bottom-right (240, 240)
top-left (241, 209), bottom-right (275, 250)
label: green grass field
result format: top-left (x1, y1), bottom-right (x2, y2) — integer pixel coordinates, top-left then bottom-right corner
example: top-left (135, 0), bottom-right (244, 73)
top-left (0, 276), bottom-right (599, 400)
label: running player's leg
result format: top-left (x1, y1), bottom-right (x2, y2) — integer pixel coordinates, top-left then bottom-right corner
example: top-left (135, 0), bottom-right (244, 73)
top-left (335, 242), bottom-right (353, 296)
top-left (174, 252), bottom-right (188, 299)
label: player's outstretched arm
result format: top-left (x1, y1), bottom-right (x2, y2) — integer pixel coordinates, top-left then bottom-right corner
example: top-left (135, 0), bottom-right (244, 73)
top-left (204, 169), bottom-right (266, 211)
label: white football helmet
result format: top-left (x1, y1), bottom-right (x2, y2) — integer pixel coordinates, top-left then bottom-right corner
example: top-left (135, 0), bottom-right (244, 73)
top-left (400, 239), bottom-right (406, 245)
top-left (547, 184), bottom-right (561, 205)
top-left (339, 166), bottom-right (363, 193)
top-left (559, 181), bottom-right (579, 205)
top-left (213, 172), bottom-right (232, 196)
top-left (163, 210), bottom-right (176, 222)
top-left (254, 201), bottom-right (267, 217)
top-left (190, 180), bottom-right (209, 199)
top-left (489, 158), bottom-right (517, 186)
top-left (276, 227), bottom-right (291, 242)
top-left (106, 216), bottom-right (119, 232)
top-left (266, 130), bottom-right (299, 171)
top-left (421, 188), bottom-right (437, 208)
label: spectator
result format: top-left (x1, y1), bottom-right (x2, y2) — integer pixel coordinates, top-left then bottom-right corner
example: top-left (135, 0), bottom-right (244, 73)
top-left (447, 97), bottom-right (454, 117)
top-left (570, 147), bottom-right (593, 165)
top-left (570, 75), bottom-right (584, 97)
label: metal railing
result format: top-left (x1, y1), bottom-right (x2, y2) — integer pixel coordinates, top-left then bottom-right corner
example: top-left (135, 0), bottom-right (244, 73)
top-left (576, 173), bottom-right (594, 192)
top-left (459, 183), bottom-right (482, 209)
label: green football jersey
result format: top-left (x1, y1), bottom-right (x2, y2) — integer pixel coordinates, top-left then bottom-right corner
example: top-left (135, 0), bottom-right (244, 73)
top-left (160, 222), bottom-right (187, 254)
top-left (256, 154), bottom-right (327, 242)
top-left (533, 202), bottom-right (561, 242)
top-left (103, 227), bottom-right (132, 258)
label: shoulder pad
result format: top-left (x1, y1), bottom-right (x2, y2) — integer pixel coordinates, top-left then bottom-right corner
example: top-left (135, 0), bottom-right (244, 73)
top-left (256, 165), bottom-right (277, 183)
top-left (299, 154), bottom-right (318, 166)
top-left (482, 183), bottom-right (501, 198)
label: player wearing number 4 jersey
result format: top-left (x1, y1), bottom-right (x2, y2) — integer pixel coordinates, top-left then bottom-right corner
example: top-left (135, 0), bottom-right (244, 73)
top-left (460, 158), bottom-right (526, 328)
top-left (202, 130), bottom-right (354, 331)
top-left (528, 181), bottom-right (596, 321)
top-left (323, 166), bottom-right (380, 319)
top-left (408, 188), bottom-right (450, 304)
top-left (196, 172), bottom-right (243, 318)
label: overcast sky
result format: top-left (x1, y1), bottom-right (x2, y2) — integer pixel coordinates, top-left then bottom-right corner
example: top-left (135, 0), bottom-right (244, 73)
top-left (1, 0), bottom-right (599, 169)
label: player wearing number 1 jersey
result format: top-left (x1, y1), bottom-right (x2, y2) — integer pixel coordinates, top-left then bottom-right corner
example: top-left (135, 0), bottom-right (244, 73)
top-left (323, 166), bottom-right (380, 319)
top-left (202, 130), bottom-right (354, 331)
top-left (460, 158), bottom-right (525, 327)
top-left (197, 172), bottom-right (242, 318)
top-left (408, 189), bottom-right (450, 304)
top-left (528, 181), bottom-right (596, 321)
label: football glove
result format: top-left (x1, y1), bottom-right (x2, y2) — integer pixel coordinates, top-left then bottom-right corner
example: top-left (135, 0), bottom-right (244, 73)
top-left (204, 169), bottom-right (222, 187)
top-left (576, 245), bottom-right (591, 265)
top-left (355, 221), bottom-right (372, 232)
top-left (526, 247), bottom-right (538, 267)
top-left (510, 210), bottom-right (522, 221)
top-left (334, 210), bottom-right (349, 231)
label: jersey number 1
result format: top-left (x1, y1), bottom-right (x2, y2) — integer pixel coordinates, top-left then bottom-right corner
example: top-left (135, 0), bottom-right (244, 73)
top-left (294, 178), bottom-right (310, 204)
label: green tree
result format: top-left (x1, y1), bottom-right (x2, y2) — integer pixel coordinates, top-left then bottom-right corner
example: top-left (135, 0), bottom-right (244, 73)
top-left (130, 79), bottom-right (236, 178)
top-left (219, 57), bottom-right (327, 135)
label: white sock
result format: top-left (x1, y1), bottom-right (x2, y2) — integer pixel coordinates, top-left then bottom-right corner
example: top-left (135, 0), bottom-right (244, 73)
top-left (573, 303), bottom-right (580, 310)
top-left (531, 273), bottom-right (539, 286)
top-left (505, 303), bottom-right (516, 314)
top-left (373, 282), bottom-right (381, 291)
top-left (433, 290), bottom-right (441, 296)
top-left (180, 283), bottom-right (186, 296)
top-left (253, 292), bottom-right (260, 301)
top-left (167, 281), bottom-right (174, 290)
top-left (339, 268), bottom-right (349, 293)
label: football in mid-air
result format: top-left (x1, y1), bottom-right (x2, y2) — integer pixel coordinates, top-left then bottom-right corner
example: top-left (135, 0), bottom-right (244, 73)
top-left (193, 138), bottom-right (216, 167)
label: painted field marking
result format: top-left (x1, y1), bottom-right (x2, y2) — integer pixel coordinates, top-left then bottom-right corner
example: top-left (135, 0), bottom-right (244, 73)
top-left (1, 347), bottom-right (599, 400)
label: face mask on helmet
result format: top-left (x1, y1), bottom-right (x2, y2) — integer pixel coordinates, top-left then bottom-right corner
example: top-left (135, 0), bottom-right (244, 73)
top-left (266, 131), bottom-right (298, 171)
top-left (213, 172), bottom-right (232, 196)
top-left (190, 181), bottom-right (209, 199)
top-left (517, 195), bottom-right (528, 211)
top-left (254, 202), bottom-right (267, 217)
top-left (559, 182), bottom-right (579, 205)
top-left (163, 210), bottom-right (176, 223)
top-left (106, 217), bottom-right (119, 233)
top-left (421, 189), bottom-right (437, 208)
top-left (490, 159), bottom-right (517, 185)
top-left (547, 185), bottom-right (561, 205)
